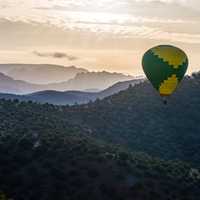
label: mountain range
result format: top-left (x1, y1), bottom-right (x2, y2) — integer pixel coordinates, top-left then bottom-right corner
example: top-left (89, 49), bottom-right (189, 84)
top-left (0, 78), bottom-right (142, 105)
top-left (0, 64), bottom-right (87, 84)
top-left (0, 64), bottom-right (134, 94)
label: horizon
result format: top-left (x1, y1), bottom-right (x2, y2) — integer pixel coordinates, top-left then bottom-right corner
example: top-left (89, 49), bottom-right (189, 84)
top-left (0, 0), bottom-right (200, 75)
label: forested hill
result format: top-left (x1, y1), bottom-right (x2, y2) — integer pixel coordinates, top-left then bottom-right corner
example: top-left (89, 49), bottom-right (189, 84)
top-left (0, 96), bottom-right (200, 200)
top-left (0, 72), bottom-right (200, 199)
top-left (0, 73), bottom-right (200, 166)
top-left (64, 72), bottom-right (200, 166)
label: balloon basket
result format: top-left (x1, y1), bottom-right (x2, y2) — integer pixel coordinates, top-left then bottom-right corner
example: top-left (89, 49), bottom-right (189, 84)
top-left (162, 97), bottom-right (167, 105)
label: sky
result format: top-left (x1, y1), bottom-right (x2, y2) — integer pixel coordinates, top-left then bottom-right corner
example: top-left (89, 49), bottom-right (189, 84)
top-left (0, 0), bottom-right (200, 75)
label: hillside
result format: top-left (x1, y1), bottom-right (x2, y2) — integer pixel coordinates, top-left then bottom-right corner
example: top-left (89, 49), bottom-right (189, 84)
top-left (0, 99), bottom-right (200, 200)
top-left (64, 72), bottom-right (200, 166)
top-left (28, 90), bottom-right (97, 105)
top-left (98, 78), bottom-right (143, 98)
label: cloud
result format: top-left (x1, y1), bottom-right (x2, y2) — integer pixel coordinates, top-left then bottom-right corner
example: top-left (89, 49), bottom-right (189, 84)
top-left (135, 0), bottom-right (200, 10)
top-left (135, 0), bottom-right (186, 3)
top-left (33, 51), bottom-right (79, 60)
top-left (34, 5), bottom-right (68, 11)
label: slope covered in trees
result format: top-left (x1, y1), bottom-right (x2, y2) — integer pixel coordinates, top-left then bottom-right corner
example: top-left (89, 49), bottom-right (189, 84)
top-left (0, 72), bottom-right (200, 199)
top-left (63, 72), bottom-right (200, 166)
top-left (0, 98), bottom-right (200, 199)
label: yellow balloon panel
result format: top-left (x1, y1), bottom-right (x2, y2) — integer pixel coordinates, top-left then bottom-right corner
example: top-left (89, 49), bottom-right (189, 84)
top-left (151, 46), bottom-right (187, 69)
top-left (159, 74), bottom-right (178, 96)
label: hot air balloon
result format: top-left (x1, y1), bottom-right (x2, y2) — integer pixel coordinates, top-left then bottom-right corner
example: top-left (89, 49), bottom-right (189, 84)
top-left (142, 45), bottom-right (188, 104)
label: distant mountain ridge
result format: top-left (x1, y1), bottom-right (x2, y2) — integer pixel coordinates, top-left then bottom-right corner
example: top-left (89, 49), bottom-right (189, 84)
top-left (0, 78), bottom-right (143, 105)
top-left (0, 67), bottom-right (134, 94)
top-left (46, 71), bottom-right (134, 91)
top-left (0, 72), bottom-right (44, 94)
top-left (0, 64), bottom-right (88, 84)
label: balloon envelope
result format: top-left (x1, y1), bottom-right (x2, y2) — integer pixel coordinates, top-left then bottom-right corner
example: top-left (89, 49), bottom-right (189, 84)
top-left (142, 45), bottom-right (188, 96)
